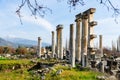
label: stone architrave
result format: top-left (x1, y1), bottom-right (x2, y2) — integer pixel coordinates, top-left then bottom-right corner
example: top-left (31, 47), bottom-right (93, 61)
top-left (75, 13), bottom-right (82, 62)
top-left (56, 25), bottom-right (63, 59)
top-left (52, 31), bottom-right (55, 58)
top-left (69, 24), bottom-right (75, 67)
top-left (81, 14), bottom-right (88, 67)
top-left (37, 37), bottom-right (42, 58)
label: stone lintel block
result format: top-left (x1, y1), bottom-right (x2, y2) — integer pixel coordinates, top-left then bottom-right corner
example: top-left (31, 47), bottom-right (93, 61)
top-left (88, 8), bottom-right (96, 14)
top-left (90, 34), bottom-right (97, 39)
top-left (56, 24), bottom-right (63, 30)
top-left (84, 8), bottom-right (96, 14)
top-left (90, 21), bottom-right (97, 26)
top-left (38, 37), bottom-right (41, 40)
top-left (88, 47), bottom-right (96, 52)
top-left (82, 13), bottom-right (88, 19)
top-left (75, 13), bottom-right (82, 19)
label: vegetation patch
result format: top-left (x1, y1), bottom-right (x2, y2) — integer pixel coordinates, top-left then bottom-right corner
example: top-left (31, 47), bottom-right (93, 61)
top-left (45, 64), bottom-right (102, 80)
top-left (0, 59), bottom-right (33, 71)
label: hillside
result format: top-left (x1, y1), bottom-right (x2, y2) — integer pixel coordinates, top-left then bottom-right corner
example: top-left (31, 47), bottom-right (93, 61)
top-left (3, 37), bottom-right (50, 47)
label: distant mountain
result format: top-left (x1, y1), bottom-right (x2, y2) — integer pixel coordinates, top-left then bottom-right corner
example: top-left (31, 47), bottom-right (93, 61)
top-left (4, 37), bottom-right (50, 47)
top-left (0, 37), bottom-right (17, 47)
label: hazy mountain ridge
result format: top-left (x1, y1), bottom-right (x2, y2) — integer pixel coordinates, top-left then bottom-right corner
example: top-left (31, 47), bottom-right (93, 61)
top-left (0, 37), bottom-right (17, 47)
top-left (0, 37), bottom-right (50, 47)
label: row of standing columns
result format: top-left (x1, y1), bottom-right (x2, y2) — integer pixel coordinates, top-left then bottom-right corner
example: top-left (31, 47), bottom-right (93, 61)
top-left (37, 8), bottom-right (103, 68)
top-left (75, 8), bottom-right (97, 67)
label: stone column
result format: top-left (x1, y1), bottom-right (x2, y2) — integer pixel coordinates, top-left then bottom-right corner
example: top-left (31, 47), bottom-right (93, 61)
top-left (99, 35), bottom-right (103, 58)
top-left (86, 8), bottom-right (97, 60)
top-left (75, 13), bottom-right (82, 62)
top-left (52, 31), bottom-right (55, 58)
top-left (69, 24), bottom-right (75, 67)
top-left (82, 14), bottom-right (88, 67)
top-left (37, 37), bottom-right (41, 58)
top-left (56, 25), bottom-right (63, 59)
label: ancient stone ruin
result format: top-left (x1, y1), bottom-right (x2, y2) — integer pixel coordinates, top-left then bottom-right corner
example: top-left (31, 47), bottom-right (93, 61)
top-left (37, 8), bottom-right (120, 80)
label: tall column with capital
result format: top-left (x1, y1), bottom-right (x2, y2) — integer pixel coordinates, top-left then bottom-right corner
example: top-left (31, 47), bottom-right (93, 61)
top-left (81, 14), bottom-right (88, 67)
top-left (56, 25), bottom-right (63, 59)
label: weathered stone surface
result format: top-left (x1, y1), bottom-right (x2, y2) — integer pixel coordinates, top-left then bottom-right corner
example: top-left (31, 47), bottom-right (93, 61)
top-left (96, 76), bottom-right (107, 80)
top-left (69, 24), bottom-right (75, 67)
top-left (52, 31), bottom-right (55, 58)
top-left (75, 18), bottom-right (81, 62)
top-left (83, 8), bottom-right (96, 14)
top-left (37, 37), bottom-right (42, 57)
top-left (90, 34), bottom-right (97, 39)
top-left (89, 21), bottom-right (97, 26)
top-left (56, 24), bottom-right (63, 59)
top-left (81, 13), bottom-right (88, 67)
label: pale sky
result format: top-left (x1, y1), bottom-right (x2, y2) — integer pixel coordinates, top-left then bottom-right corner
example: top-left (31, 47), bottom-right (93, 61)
top-left (0, 0), bottom-right (120, 48)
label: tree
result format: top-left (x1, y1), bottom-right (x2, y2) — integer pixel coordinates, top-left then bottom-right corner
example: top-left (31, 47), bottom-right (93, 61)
top-left (0, 46), bottom-right (4, 54)
top-left (16, 47), bottom-right (28, 54)
top-left (16, 0), bottom-right (120, 24)
top-left (3, 46), bottom-right (14, 54)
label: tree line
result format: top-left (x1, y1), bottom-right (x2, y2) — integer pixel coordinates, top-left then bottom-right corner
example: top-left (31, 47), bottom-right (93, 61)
top-left (0, 46), bottom-right (37, 55)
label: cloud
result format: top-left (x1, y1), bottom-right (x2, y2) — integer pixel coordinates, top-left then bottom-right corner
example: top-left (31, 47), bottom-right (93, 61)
top-left (22, 14), bottom-right (54, 31)
top-left (95, 17), bottom-right (120, 47)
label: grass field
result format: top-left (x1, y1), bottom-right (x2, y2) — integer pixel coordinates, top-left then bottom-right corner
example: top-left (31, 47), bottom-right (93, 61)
top-left (0, 59), bottom-right (102, 80)
top-left (45, 65), bottom-right (101, 80)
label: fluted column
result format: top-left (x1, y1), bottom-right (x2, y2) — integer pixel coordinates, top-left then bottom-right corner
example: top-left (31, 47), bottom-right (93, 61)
top-left (69, 24), bottom-right (75, 67)
top-left (52, 31), bottom-right (55, 58)
top-left (37, 37), bottom-right (41, 58)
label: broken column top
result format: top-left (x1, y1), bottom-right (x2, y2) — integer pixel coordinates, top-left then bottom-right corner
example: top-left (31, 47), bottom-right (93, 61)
top-left (38, 37), bottom-right (41, 40)
top-left (83, 8), bottom-right (96, 14)
top-left (56, 24), bottom-right (63, 30)
top-left (51, 31), bottom-right (54, 33)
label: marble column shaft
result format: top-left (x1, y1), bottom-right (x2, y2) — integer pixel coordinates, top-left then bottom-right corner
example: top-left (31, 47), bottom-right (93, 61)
top-left (99, 35), bottom-right (103, 57)
top-left (52, 31), bottom-right (55, 58)
top-left (56, 25), bottom-right (63, 59)
top-left (75, 18), bottom-right (81, 62)
top-left (69, 24), bottom-right (75, 67)
top-left (82, 14), bottom-right (88, 67)
top-left (37, 37), bottom-right (41, 57)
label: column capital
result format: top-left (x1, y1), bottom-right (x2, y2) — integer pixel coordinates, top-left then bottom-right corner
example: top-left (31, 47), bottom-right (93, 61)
top-left (38, 37), bottom-right (41, 40)
top-left (75, 18), bottom-right (81, 22)
top-left (51, 31), bottom-right (54, 34)
top-left (82, 13), bottom-right (88, 19)
top-left (56, 24), bottom-right (63, 30)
